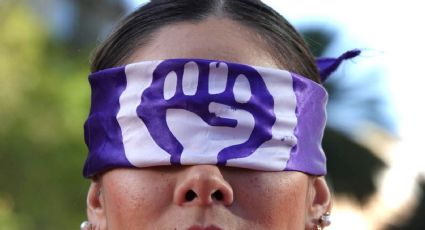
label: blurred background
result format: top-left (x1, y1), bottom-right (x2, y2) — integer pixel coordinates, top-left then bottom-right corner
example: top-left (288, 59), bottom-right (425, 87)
top-left (0, 0), bottom-right (424, 229)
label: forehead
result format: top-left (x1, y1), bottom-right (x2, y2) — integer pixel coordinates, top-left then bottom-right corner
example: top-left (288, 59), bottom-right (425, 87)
top-left (126, 17), bottom-right (279, 68)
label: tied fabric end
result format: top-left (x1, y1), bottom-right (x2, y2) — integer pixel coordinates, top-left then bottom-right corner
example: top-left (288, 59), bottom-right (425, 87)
top-left (316, 49), bottom-right (361, 82)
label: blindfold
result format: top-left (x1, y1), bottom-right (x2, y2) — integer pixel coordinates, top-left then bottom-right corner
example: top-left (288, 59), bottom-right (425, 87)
top-left (83, 50), bottom-right (360, 177)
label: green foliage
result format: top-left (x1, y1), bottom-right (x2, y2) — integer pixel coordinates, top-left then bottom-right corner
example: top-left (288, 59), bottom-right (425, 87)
top-left (0, 2), bottom-right (91, 229)
top-left (0, 198), bottom-right (20, 230)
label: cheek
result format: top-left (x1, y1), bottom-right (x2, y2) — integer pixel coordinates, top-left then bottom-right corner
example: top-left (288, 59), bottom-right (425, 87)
top-left (101, 170), bottom-right (175, 228)
top-left (229, 173), bottom-right (308, 229)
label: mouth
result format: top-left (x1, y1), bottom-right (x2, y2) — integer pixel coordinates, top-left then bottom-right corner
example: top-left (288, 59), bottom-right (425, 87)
top-left (187, 225), bottom-right (223, 230)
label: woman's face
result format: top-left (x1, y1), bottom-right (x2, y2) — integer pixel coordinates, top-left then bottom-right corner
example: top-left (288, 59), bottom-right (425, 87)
top-left (87, 17), bottom-right (330, 230)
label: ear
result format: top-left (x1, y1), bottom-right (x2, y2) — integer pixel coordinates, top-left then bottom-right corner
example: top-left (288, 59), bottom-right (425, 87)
top-left (305, 177), bottom-right (332, 229)
top-left (87, 179), bottom-right (107, 230)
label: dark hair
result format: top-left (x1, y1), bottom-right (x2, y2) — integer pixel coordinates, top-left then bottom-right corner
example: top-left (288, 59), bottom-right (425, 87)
top-left (91, 0), bottom-right (321, 83)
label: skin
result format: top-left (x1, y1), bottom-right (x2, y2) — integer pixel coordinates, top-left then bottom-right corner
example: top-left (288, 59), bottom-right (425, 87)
top-left (87, 17), bottom-right (332, 230)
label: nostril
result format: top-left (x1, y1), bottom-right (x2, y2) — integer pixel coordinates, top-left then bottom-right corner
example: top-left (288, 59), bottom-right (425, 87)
top-left (185, 190), bottom-right (197, 201)
top-left (212, 190), bottom-right (223, 201)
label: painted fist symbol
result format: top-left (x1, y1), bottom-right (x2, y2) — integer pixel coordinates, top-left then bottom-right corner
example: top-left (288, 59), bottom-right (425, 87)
top-left (137, 60), bottom-right (275, 165)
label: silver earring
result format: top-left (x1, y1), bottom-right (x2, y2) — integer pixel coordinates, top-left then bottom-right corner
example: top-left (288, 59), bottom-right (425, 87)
top-left (80, 221), bottom-right (94, 230)
top-left (320, 212), bottom-right (331, 226)
top-left (316, 212), bottom-right (331, 229)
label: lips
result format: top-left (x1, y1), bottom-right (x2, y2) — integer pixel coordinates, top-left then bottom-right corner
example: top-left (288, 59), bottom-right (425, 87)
top-left (187, 225), bottom-right (223, 230)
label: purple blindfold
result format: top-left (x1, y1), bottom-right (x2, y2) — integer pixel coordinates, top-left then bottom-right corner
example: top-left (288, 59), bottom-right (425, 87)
top-left (83, 50), bottom-right (360, 178)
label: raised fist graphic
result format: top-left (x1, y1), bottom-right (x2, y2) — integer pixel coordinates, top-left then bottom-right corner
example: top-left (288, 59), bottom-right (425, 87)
top-left (137, 60), bottom-right (275, 165)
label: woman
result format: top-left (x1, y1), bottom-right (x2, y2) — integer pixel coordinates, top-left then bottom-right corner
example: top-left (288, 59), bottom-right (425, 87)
top-left (81, 0), bottom-right (358, 229)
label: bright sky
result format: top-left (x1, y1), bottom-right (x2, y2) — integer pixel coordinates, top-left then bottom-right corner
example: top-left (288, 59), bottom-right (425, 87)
top-left (267, 0), bottom-right (425, 141)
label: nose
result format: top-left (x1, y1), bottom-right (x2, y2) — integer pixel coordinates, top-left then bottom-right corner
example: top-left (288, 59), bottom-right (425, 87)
top-left (174, 165), bottom-right (234, 206)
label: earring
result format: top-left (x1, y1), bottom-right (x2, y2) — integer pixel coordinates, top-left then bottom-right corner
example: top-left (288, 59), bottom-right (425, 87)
top-left (316, 212), bottom-right (331, 230)
top-left (80, 221), bottom-right (94, 230)
top-left (320, 212), bottom-right (331, 226)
